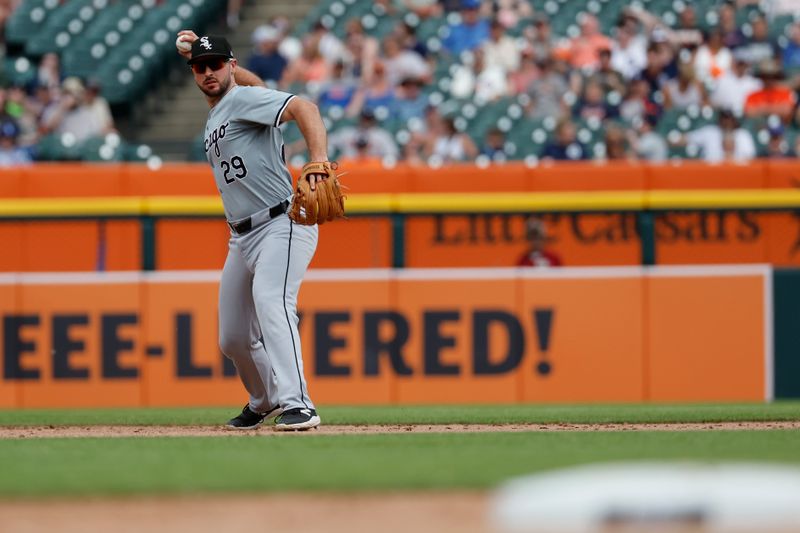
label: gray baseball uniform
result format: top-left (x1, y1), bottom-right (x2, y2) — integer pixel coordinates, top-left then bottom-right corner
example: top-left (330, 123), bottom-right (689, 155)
top-left (206, 84), bottom-right (317, 413)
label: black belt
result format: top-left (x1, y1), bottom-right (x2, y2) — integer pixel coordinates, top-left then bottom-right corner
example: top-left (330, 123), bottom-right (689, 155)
top-left (228, 200), bottom-right (289, 235)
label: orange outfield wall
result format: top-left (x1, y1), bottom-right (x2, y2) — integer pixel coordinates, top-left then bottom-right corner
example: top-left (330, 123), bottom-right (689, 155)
top-left (0, 161), bottom-right (798, 271)
top-left (0, 266), bottom-right (769, 408)
top-left (0, 161), bottom-right (781, 198)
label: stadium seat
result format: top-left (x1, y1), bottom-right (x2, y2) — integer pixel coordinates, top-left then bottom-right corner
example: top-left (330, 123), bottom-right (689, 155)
top-left (5, 0), bottom-right (51, 46)
top-left (24, 1), bottom-right (87, 56)
top-left (3, 57), bottom-right (36, 87)
top-left (35, 133), bottom-right (83, 161)
top-left (79, 135), bottom-right (125, 162)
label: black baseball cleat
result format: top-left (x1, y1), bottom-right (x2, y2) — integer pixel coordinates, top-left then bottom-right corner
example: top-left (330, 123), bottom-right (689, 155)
top-left (225, 404), bottom-right (282, 430)
top-left (274, 408), bottom-right (321, 431)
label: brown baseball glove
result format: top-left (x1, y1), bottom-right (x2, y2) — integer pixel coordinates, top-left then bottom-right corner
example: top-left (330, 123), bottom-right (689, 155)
top-left (288, 161), bottom-right (346, 225)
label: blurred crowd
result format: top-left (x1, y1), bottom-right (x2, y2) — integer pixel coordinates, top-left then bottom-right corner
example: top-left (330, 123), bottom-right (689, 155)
top-left (0, 0), bottom-right (120, 167)
top-left (0, 51), bottom-right (117, 166)
top-left (2, 0), bottom-right (800, 167)
top-left (244, 0), bottom-right (800, 165)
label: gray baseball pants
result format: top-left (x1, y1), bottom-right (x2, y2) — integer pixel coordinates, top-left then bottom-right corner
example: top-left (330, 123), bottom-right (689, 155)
top-left (218, 214), bottom-right (317, 413)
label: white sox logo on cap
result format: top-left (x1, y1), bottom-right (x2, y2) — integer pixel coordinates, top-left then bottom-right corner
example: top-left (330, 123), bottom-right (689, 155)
top-left (200, 36), bottom-right (212, 50)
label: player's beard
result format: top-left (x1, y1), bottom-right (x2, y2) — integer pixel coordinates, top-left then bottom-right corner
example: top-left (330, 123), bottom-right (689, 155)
top-left (198, 73), bottom-right (231, 98)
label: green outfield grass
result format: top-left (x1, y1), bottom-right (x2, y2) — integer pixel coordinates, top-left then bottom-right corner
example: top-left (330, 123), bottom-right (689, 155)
top-left (0, 402), bottom-right (799, 426)
top-left (1, 404), bottom-right (798, 497)
top-left (1, 431), bottom-right (800, 497)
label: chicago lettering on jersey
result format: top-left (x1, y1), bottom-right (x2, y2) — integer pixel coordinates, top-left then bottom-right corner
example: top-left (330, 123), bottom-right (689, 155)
top-left (203, 121), bottom-right (229, 157)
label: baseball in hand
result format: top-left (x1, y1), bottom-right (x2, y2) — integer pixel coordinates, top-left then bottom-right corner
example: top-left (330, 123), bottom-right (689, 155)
top-left (176, 36), bottom-right (192, 52)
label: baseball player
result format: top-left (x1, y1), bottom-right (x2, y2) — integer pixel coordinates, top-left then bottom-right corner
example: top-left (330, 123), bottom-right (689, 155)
top-left (177, 31), bottom-right (327, 431)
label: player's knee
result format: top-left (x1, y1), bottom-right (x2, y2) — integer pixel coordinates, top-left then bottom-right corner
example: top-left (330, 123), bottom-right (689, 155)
top-left (218, 334), bottom-right (250, 360)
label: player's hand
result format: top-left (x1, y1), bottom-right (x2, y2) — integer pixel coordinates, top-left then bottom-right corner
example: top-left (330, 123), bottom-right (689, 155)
top-left (176, 30), bottom-right (199, 60)
top-left (305, 172), bottom-right (327, 191)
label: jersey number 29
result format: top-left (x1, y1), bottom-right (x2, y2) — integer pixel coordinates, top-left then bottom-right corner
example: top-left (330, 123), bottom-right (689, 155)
top-left (222, 156), bottom-right (248, 184)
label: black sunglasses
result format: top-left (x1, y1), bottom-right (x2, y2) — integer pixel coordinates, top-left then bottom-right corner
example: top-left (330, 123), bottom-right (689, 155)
top-left (190, 58), bottom-right (229, 74)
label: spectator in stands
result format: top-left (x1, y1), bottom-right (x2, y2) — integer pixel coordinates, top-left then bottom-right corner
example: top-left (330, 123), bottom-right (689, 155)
top-left (441, 0), bottom-right (490, 56)
top-left (610, 17), bottom-right (648, 79)
top-left (760, 0), bottom-right (800, 17)
top-left (483, 19), bottom-right (520, 74)
top-left (735, 15), bottom-right (776, 66)
top-left (441, 0), bottom-right (466, 12)
top-left (781, 22), bottom-right (800, 77)
top-left (29, 84), bottom-right (58, 136)
top-left (391, 77), bottom-right (429, 123)
top-left (83, 79), bottom-right (115, 136)
top-left (0, 90), bottom-right (16, 127)
top-left (637, 43), bottom-right (670, 98)
top-left (4, 85), bottom-right (24, 119)
top-left (423, 115), bottom-right (478, 162)
top-left (0, 0), bottom-right (19, 45)
top-left (404, 105), bottom-right (439, 164)
top-left (678, 109), bottom-right (756, 163)
top-left (542, 118), bottom-right (588, 161)
top-left (346, 60), bottom-right (396, 117)
top-left (624, 6), bottom-right (700, 49)
top-left (226, 0), bottom-right (242, 28)
top-left (11, 87), bottom-right (40, 147)
top-left (280, 36), bottom-right (330, 89)
top-left (744, 58), bottom-right (797, 123)
top-left (374, 0), bottom-right (400, 17)
top-left (574, 79), bottom-right (618, 121)
top-left (403, 0), bottom-right (442, 19)
top-left (662, 61), bottom-right (707, 110)
top-left (381, 35), bottom-right (430, 87)
top-left (563, 14), bottom-right (612, 70)
top-left (718, 2), bottom-right (746, 49)
top-left (392, 21), bottom-right (430, 59)
top-left (587, 47), bottom-right (626, 96)
top-left (524, 57), bottom-right (568, 119)
top-left (40, 77), bottom-right (106, 143)
top-left (620, 77), bottom-right (660, 123)
top-left (493, 0), bottom-right (532, 28)
top-left (627, 113), bottom-right (668, 162)
top-left (328, 108), bottom-right (399, 161)
top-left (308, 21), bottom-right (348, 67)
top-left (517, 217), bottom-right (561, 267)
top-left (344, 18), bottom-right (381, 82)
top-left (762, 124), bottom-right (793, 158)
top-left (247, 25), bottom-right (288, 85)
top-left (451, 48), bottom-right (509, 101)
top-left (338, 136), bottom-right (387, 167)
top-left (34, 53), bottom-right (62, 92)
top-left (317, 60), bottom-right (358, 112)
top-left (480, 127), bottom-right (508, 161)
top-left (603, 123), bottom-right (632, 160)
top-left (675, 6), bottom-right (703, 43)
top-left (271, 16), bottom-right (302, 63)
top-left (525, 14), bottom-right (556, 64)
top-left (0, 119), bottom-right (31, 167)
top-left (508, 46), bottom-right (539, 94)
top-left (694, 28), bottom-right (733, 85)
top-left (711, 51), bottom-right (762, 114)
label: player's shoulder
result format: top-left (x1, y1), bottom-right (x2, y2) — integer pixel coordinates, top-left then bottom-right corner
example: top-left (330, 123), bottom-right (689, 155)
top-left (235, 85), bottom-right (292, 99)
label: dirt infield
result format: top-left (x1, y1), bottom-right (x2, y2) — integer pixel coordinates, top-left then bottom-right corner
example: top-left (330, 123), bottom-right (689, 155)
top-left (2, 421), bottom-right (799, 438)
top-left (0, 493), bottom-right (490, 533)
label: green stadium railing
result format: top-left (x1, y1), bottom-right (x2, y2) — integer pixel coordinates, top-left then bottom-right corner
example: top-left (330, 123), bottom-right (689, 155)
top-left (4, 189), bottom-right (800, 270)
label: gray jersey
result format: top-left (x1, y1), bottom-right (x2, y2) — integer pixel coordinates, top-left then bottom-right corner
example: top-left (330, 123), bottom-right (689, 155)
top-left (204, 85), bottom-right (295, 221)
